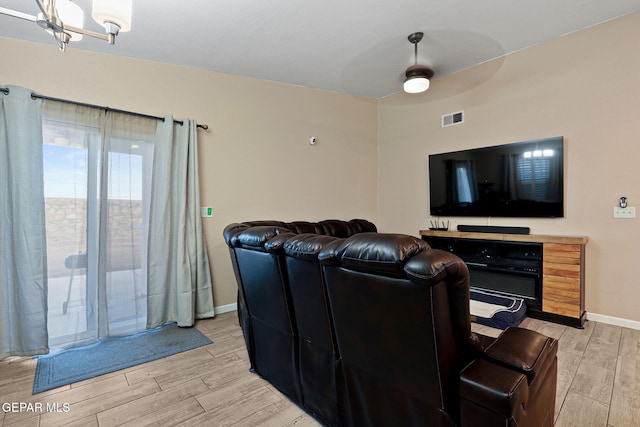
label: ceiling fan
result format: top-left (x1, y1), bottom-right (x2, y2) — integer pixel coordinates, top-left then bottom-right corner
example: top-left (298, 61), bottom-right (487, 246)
top-left (403, 32), bottom-right (435, 94)
top-left (0, 0), bottom-right (132, 51)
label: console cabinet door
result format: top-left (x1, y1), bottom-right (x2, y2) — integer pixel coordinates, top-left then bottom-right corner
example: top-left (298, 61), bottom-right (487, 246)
top-left (543, 244), bottom-right (583, 318)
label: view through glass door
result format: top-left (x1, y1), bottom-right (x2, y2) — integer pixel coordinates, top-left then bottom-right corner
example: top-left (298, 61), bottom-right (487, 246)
top-left (42, 114), bottom-right (153, 349)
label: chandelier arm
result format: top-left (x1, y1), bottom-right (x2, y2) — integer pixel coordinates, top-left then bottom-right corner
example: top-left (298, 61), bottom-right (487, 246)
top-left (64, 25), bottom-right (111, 43)
top-left (52, 29), bottom-right (66, 51)
top-left (0, 7), bottom-right (37, 22)
top-left (35, 0), bottom-right (49, 20)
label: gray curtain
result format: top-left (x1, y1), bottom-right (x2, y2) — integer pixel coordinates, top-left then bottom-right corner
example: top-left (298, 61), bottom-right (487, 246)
top-left (40, 102), bottom-right (157, 348)
top-left (146, 116), bottom-right (214, 328)
top-left (0, 86), bottom-right (48, 358)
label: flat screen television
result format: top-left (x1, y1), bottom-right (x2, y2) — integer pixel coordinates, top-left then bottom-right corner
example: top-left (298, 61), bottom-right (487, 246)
top-left (429, 136), bottom-right (564, 218)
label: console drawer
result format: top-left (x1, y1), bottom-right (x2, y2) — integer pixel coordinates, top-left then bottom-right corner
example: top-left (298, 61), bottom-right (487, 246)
top-left (543, 244), bottom-right (583, 318)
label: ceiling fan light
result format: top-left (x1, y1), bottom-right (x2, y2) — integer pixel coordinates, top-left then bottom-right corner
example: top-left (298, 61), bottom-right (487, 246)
top-left (403, 64), bottom-right (434, 94)
top-left (55, 0), bottom-right (84, 41)
top-left (404, 75), bottom-right (430, 93)
top-left (92, 0), bottom-right (132, 32)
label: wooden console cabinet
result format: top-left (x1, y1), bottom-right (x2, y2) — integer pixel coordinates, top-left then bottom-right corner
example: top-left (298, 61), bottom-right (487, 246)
top-left (420, 230), bottom-right (587, 327)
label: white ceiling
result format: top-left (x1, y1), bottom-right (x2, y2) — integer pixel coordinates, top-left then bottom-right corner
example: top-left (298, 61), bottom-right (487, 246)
top-left (2, 0), bottom-right (640, 99)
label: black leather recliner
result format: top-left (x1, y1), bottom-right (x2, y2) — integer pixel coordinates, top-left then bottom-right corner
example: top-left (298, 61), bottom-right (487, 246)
top-left (223, 219), bottom-right (376, 410)
top-left (319, 232), bottom-right (557, 427)
top-left (319, 232), bottom-right (473, 426)
top-left (282, 233), bottom-right (345, 425)
top-left (224, 221), bottom-right (557, 427)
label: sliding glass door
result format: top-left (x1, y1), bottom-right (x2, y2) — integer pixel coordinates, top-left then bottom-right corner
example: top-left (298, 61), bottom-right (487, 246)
top-left (42, 105), bottom-right (155, 349)
top-left (100, 136), bottom-right (153, 337)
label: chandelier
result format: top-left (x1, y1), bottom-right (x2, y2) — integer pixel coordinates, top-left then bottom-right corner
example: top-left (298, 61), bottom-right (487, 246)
top-left (0, 0), bottom-right (133, 51)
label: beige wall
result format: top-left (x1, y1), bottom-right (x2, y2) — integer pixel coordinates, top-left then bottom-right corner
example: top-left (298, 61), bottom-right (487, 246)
top-left (3, 11), bottom-right (639, 324)
top-left (378, 12), bottom-right (640, 322)
top-left (0, 37), bottom-right (378, 309)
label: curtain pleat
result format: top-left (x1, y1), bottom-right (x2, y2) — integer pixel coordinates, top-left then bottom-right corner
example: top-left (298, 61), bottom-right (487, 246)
top-left (146, 116), bottom-right (214, 328)
top-left (0, 86), bottom-right (49, 358)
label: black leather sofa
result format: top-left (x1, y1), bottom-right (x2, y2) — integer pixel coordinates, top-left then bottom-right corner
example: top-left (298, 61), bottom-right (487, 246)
top-left (223, 220), bottom-right (557, 427)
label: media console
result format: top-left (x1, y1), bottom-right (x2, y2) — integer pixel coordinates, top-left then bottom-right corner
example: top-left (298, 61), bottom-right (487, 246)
top-left (420, 230), bottom-right (587, 327)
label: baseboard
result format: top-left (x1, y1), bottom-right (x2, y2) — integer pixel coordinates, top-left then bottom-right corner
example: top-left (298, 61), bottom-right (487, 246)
top-left (214, 303), bottom-right (238, 314)
top-left (587, 312), bottom-right (640, 330)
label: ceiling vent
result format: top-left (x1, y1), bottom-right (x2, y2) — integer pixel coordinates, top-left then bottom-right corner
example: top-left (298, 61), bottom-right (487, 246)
top-left (442, 110), bottom-right (464, 128)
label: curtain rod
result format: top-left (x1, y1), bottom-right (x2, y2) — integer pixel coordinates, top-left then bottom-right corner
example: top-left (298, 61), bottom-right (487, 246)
top-left (0, 87), bottom-right (209, 130)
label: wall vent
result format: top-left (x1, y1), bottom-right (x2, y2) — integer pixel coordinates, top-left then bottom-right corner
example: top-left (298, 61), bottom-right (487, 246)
top-left (442, 110), bottom-right (464, 128)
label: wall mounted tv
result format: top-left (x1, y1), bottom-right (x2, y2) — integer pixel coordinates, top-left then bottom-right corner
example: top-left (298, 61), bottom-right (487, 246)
top-left (429, 136), bottom-right (564, 218)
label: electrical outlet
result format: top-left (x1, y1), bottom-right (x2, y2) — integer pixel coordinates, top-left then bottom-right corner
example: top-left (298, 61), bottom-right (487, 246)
top-left (613, 206), bottom-right (636, 219)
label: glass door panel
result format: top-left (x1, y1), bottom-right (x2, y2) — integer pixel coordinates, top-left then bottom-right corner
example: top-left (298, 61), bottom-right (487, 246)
top-left (43, 119), bottom-right (152, 349)
top-left (102, 138), bottom-right (151, 335)
top-left (42, 120), bottom-right (98, 348)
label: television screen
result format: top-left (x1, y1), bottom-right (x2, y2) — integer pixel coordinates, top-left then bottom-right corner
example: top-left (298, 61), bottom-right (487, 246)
top-left (429, 136), bottom-right (564, 218)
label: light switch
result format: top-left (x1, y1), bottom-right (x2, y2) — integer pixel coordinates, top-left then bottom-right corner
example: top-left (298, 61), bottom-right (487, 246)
top-left (201, 207), bottom-right (213, 218)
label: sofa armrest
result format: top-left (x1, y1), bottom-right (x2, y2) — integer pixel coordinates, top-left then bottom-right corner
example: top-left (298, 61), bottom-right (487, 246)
top-left (484, 327), bottom-right (558, 385)
top-left (460, 358), bottom-right (529, 422)
top-left (459, 327), bottom-right (558, 427)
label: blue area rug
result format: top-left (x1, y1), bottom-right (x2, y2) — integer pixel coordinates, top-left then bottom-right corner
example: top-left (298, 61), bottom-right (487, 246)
top-left (33, 323), bottom-right (212, 394)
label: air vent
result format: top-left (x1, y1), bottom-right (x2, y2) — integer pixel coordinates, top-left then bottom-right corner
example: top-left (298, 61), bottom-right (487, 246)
top-left (442, 110), bottom-right (464, 128)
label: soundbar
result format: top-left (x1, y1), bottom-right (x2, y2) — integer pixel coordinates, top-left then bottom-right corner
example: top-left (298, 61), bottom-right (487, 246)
top-left (457, 225), bottom-right (530, 235)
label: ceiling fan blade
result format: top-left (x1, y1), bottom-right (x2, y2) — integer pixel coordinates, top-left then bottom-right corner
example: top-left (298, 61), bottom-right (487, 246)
top-left (0, 7), bottom-right (37, 22)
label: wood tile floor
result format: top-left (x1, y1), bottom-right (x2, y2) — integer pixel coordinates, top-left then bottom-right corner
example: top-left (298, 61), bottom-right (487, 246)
top-left (1, 312), bottom-right (639, 426)
top-left (473, 317), bottom-right (640, 427)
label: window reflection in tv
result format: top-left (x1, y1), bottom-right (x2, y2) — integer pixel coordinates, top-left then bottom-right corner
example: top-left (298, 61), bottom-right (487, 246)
top-left (429, 136), bottom-right (564, 218)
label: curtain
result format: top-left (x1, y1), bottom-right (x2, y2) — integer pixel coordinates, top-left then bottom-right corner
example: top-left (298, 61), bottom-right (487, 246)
top-left (0, 86), bottom-right (48, 358)
top-left (147, 117), bottom-right (214, 328)
top-left (1, 86), bottom-right (214, 356)
top-left (41, 101), bottom-right (157, 348)
top-left (97, 110), bottom-right (157, 338)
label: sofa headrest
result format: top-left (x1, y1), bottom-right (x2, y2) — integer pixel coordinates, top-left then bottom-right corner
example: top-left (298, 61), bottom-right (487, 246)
top-left (287, 221), bottom-right (326, 234)
top-left (348, 219), bottom-right (377, 234)
top-left (404, 249), bottom-right (469, 286)
top-left (317, 220), bottom-right (355, 238)
top-left (284, 234), bottom-right (343, 261)
top-left (223, 223), bottom-right (248, 246)
top-left (241, 220), bottom-right (289, 228)
top-left (224, 219), bottom-right (377, 246)
top-left (227, 225), bottom-right (291, 250)
top-left (320, 233), bottom-right (428, 278)
top-left (264, 232), bottom-right (297, 253)
top-left (223, 221), bottom-right (288, 246)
